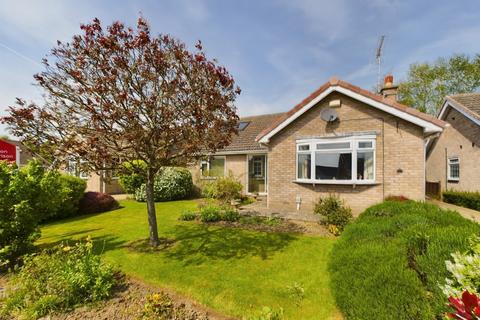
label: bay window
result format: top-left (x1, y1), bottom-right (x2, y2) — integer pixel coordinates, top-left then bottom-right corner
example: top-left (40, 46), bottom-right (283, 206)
top-left (296, 136), bottom-right (376, 184)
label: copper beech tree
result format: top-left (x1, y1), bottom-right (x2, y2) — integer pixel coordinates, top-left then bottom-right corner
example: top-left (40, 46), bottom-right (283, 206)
top-left (1, 18), bottom-right (240, 246)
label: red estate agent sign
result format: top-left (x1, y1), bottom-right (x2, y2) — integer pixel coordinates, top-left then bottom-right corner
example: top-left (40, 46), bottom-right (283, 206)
top-left (0, 140), bottom-right (17, 163)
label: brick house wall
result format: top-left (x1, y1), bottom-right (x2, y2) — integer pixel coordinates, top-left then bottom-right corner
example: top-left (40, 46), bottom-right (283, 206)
top-left (267, 92), bottom-right (425, 215)
top-left (426, 107), bottom-right (480, 192)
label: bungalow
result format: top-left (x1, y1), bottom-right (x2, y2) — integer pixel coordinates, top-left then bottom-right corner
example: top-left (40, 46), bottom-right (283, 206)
top-left (193, 76), bottom-right (445, 214)
top-left (426, 93), bottom-right (480, 192)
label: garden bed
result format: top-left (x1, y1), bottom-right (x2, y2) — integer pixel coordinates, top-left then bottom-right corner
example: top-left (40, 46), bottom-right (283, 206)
top-left (40, 277), bottom-right (230, 320)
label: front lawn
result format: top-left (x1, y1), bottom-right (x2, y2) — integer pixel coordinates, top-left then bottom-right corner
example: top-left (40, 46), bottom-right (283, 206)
top-left (39, 200), bottom-right (340, 319)
top-left (329, 200), bottom-right (480, 319)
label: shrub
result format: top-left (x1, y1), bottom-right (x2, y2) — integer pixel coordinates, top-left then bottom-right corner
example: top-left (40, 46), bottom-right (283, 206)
top-left (179, 210), bottom-right (197, 221)
top-left (249, 307), bottom-right (284, 320)
top-left (44, 174), bottom-right (87, 220)
top-left (446, 290), bottom-right (480, 319)
top-left (385, 195), bottom-right (410, 202)
top-left (443, 190), bottom-right (480, 211)
top-left (199, 205), bottom-right (222, 222)
top-left (135, 167), bottom-right (193, 202)
top-left (314, 195), bottom-right (352, 234)
top-left (118, 160), bottom-right (147, 194)
top-left (0, 237), bottom-right (117, 319)
top-left (0, 160), bottom-right (77, 266)
top-left (221, 207), bottom-right (241, 222)
top-left (442, 236), bottom-right (480, 298)
top-left (79, 192), bottom-right (119, 215)
top-left (201, 173), bottom-right (242, 203)
top-left (329, 201), bottom-right (480, 319)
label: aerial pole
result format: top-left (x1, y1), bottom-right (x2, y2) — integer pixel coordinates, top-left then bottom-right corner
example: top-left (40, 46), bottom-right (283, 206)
top-left (375, 35), bottom-right (386, 93)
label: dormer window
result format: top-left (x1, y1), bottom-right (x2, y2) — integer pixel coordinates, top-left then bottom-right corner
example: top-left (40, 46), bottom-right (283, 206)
top-left (238, 121), bottom-right (250, 131)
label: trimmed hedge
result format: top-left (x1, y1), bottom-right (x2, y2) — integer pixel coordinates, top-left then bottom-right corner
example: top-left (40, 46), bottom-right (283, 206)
top-left (329, 200), bottom-right (480, 320)
top-left (135, 167), bottom-right (193, 202)
top-left (443, 190), bottom-right (480, 211)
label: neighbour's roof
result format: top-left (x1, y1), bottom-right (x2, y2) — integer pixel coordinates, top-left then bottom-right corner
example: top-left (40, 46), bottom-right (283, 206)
top-left (216, 113), bottom-right (285, 153)
top-left (256, 77), bottom-right (446, 143)
top-left (445, 93), bottom-right (480, 124)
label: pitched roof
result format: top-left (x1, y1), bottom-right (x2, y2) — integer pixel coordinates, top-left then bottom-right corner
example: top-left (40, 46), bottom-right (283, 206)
top-left (216, 113), bottom-right (285, 153)
top-left (256, 78), bottom-right (446, 143)
top-left (444, 93), bottom-right (480, 125)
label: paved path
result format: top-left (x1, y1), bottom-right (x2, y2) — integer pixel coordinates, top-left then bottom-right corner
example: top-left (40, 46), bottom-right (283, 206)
top-left (112, 194), bottom-right (131, 201)
top-left (428, 199), bottom-right (480, 223)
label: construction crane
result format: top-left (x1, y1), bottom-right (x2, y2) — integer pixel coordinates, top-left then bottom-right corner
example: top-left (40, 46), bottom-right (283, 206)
top-left (375, 35), bottom-right (386, 93)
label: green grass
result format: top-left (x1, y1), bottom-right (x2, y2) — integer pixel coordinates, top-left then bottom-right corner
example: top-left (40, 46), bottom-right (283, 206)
top-left (329, 200), bottom-right (480, 320)
top-left (39, 200), bottom-right (340, 319)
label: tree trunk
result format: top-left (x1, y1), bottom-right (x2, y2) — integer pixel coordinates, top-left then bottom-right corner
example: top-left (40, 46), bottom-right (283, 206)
top-left (146, 168), bottom-right (160, 247)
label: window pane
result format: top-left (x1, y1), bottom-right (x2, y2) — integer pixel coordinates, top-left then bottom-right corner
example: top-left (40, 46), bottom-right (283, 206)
top-left (450, 163), bottom-right (460, 178)
top-left (297, 153), bottom-right (311, 179)
top-left (316, 142), bottom-right (350, 150)
top-left (238, 121), bottom-right (250, 131)
top-left (358, 141), bottom-right (373, 148)
top-left (298, 145), bottom-right (310, 151)
top-left (200, 161), bottom-right (209, 176)
top-left (357, 151), bottom-right (374, 180)
top-left (209, 157), bottom-right (225, 177)
top-left (315, 152), bottom-right (352, 180)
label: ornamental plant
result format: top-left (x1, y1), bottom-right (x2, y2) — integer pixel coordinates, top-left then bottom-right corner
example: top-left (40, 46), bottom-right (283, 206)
top-left (135, 167), bottom-right (193, 202)
top-left (314, 194), bottom-right (352, 234)
top-left (2, 17), bottom-right (240, 247)
top-left (442, 236), bottom-right (480, 298)
top-left (447, 290), bottom-right (480, 319)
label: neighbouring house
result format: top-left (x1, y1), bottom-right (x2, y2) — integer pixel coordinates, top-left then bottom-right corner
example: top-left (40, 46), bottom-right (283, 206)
top-left (426, 93), bottom-right (480, 193)
top-left (193, 76), bottom-right (445, 214)
top-left (0, 138), bottom-right (123, 194)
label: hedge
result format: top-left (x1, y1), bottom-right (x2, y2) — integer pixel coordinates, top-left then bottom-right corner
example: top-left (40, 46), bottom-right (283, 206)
top-left (443, 190), bottom-right (480, 211)
top-left (329, 200), bottom-right (480, 319)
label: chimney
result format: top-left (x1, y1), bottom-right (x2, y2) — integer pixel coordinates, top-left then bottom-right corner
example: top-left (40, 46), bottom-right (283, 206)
top-left (380, 74), bottom-right (398, 101)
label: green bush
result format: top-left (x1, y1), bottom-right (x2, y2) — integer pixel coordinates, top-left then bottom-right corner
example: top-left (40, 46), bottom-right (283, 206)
top-left (0, 237), bottom-right (117, 319)
top-left (201, 173), bottom-right (242, 203)
top-left (118, 160), bottom-right (147, 194)
top-left (199, 204), bottom-right (222, 222)
top-left (135, 167), bottom-right (193, 202)
top-left (179, 210), bottom-right (197, 221)
top-left (329, 201), bottom-right (480, 319)
top-left (0, 160), bottom-right (84, 265)
top-left (442, 236), bottom-right (480, 298)
top-left (443, 190), bottom-right (480, 211)
top-left (314, 195), bottom-right (352, 234)
top-left (221, 207), bottom-right (241, 222)
top-left (43, 174), bottom-right (86, 221)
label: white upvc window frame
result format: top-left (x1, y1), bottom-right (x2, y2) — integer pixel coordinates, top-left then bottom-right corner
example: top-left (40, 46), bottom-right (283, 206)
top-left (295, 135), bottom-right (376, 185)
top-left (200, 155), bottom-right (226, 179)
top-left (447, 157), bottom-right (460, 181)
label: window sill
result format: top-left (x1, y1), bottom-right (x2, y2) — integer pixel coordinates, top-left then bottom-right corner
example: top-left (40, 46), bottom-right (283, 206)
top-left (293, 179), bottom-right (378, 186)
top-left (447, 179), bottom-right (460, 183)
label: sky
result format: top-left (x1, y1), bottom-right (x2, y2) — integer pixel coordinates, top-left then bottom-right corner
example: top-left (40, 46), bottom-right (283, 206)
top-left (1, 0), bottom-right (480, 136)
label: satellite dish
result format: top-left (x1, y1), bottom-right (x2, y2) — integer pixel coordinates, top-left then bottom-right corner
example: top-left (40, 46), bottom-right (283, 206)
top-left (320, 108), bottom-right (338, 122)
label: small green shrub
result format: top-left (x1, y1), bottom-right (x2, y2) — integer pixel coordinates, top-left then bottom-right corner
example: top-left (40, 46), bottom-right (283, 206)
top-left (199, 205), bottom-right (222, 222)
top-left (0, 237), bottom-right (117, 319)
top-left (201, 173), bottom-right (242, 203)
top-left (330, 201), bottom-right (480, 319)
top-left (179, 210), bottom-right (197, 221)
top-left (314, 195), bottom-right (352, 234)
top-left (118, 160), bottom-right (147, 194)
top-left (135, 167), bottom-right (193, 202)
top-left (442, 236), bottom-right (480, 298)
top-left (443, 190), bottom-right (480, 211)
top-left (221, 207), bottom-right (240, 222)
